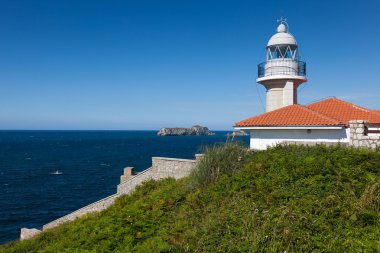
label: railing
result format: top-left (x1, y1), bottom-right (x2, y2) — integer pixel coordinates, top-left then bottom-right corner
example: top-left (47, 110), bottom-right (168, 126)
top-left (258, 60), bottom-right (306, 78)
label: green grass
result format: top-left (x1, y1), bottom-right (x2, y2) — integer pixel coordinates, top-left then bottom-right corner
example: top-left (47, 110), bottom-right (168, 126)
top-left (2, 144), bottom-right (380, 252)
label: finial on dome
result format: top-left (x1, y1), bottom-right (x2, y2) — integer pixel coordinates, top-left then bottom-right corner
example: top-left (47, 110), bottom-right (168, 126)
top-left (276, 16), bottom-right (288, 33)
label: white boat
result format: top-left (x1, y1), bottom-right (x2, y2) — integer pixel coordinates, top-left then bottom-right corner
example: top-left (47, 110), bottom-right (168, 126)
top-left (50, 170), bottom-right (63, 175)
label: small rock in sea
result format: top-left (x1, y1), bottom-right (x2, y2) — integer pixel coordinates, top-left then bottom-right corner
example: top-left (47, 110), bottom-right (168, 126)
top-left (226, 130), bottom-right (249, 137)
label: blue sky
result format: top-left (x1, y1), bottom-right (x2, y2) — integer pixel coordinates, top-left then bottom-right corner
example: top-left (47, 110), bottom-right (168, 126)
top-left (0, 0), bottom-right (379, 130)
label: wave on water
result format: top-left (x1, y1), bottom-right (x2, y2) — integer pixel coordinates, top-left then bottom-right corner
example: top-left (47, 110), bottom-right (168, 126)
top-left (50, 170), bottom-right (63, 175)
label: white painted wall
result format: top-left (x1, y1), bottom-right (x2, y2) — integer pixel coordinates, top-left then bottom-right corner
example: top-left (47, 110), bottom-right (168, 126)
top-left (260, 79), bottom-right (298, 112)
top-left (249, 128), bottom-right (349, 150)
top-left (264, 59), bottom-right (299, 77)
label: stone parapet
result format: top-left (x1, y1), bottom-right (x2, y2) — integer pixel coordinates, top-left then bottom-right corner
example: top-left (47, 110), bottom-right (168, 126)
top-left (349, 120), bottom-right (380, 149)
top-left (20, 154), bottom-right (203, 240)
top-left (43, 193), bottom-right (119, 230)
top-left (120, 167), bottom-right (136, 183)
top-left (117, 167), bottom-right (154, 195)
top-left (117, 156), bottom-right (198, 195)
top-left (195, 154), bottom-right (204, 161)
top-left (151, 157), bottom-right (197, 180)
top-left (20, 228), bottom-right (42, 241)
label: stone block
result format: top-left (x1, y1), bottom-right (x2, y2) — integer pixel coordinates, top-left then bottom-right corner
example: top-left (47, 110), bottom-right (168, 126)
top-left (195, 154), bottom-right (204, 161)
top-left (20, 228), bottom-right (42, 241)
top-left (120, 175), bottom-right (128, 183)
top-left (356, 128), bottom-right (364, 134)
top-left (120, 167), bottom-right (135, 183)
top-left (124, 167), bottom-right (135, 176)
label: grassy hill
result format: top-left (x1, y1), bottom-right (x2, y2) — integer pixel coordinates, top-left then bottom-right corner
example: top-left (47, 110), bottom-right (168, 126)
top-left (2, 143), bottom-right (379, 252)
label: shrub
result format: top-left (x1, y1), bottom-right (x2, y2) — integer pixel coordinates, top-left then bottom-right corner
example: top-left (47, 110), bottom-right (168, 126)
top-left (189, 141), bottom-right (251, 188)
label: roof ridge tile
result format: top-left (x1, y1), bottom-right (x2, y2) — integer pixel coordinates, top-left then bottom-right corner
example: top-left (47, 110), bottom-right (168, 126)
top-left (307, 97), bottom-right (380, 125)
top-left (235, 98), bottom-right (380, 128)
top-left (296, 104), bottom-right (341, 124)
top-left (235, 104), bottom-right (341, 127)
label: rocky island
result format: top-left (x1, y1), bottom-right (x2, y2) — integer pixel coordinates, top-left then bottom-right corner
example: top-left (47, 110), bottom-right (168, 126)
top-left (157, 125), bottom-right (215, 136)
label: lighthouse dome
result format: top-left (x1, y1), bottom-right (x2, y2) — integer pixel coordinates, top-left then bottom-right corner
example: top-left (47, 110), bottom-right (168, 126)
top-left (267, 23), bottom-right (297, 47)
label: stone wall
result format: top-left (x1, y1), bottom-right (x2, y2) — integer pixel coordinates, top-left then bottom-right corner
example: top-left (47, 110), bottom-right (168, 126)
top-left (20, 228), bottom-right (42, 241)
top-left (117, 157), bottom-right (198, 195)
top-left (349, 120), bottom-right (380, 149)
top-left (152, 157), bottom-right (197, 179)
top-left (117, 167), bottom-right (154, 195)
top-left (43, 193), bottom-right (119, 230)
top-left (21, 155), bottom-right (201, 239)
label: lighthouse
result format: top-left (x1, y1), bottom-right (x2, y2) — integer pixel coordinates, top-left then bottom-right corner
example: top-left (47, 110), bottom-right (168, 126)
top-left (257, 18), bottom-right (307, 112)
top-left (235, 19), bottom-right (380, 151)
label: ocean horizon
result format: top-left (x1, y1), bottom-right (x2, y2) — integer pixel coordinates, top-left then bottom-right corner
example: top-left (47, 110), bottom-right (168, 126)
top-left (0, 129), bottom-right (233, 131)
top-left (0, 130), bottom-right (249, 244)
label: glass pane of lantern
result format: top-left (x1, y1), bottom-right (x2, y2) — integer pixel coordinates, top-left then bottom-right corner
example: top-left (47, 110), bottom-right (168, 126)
top-left (279, 46), bottom-right (287, 57)
top-left (285, 50), bottom-right (292, 58)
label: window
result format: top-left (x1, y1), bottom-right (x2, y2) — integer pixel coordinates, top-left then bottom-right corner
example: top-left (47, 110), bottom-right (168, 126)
top-left (268, 46), bottom-right (294, 59)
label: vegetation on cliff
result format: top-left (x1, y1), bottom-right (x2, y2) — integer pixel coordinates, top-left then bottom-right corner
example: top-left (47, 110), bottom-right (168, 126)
top-left (2, 143), bottom-right (380, 252)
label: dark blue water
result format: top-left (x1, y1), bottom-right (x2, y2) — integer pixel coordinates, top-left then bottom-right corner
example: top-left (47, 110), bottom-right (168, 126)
top-left (0, 130), bottom-right (248, 244)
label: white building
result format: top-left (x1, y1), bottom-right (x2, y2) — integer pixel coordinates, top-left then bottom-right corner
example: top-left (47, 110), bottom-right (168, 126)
top-left (234, 19), bottom-right (380, 150)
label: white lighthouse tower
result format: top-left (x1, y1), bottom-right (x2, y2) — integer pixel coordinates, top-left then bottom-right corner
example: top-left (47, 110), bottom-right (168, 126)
top-left (257, 18), bottom-right (307, 112)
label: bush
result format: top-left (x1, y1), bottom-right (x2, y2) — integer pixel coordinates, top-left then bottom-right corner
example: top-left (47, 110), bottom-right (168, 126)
top-left (189, 141), bottom-right (251, 188)
top-left (169, 145), bottom-right (380, 252)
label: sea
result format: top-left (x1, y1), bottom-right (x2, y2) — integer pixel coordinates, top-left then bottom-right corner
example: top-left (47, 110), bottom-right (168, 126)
top-left (0, 130), bottom-right (249, 244)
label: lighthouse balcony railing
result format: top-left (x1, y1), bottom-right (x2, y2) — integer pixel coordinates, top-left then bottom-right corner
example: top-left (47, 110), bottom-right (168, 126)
top-left (258, 60), bottom-right (306, 78)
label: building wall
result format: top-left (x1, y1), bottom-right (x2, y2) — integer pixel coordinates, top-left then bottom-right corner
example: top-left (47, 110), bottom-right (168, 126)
top-left (250, 128), bottom-right (349, 150)
top-left (248, 121), bottom-right (380, 150)
top-left (263, 79), bottom-right (298, 112)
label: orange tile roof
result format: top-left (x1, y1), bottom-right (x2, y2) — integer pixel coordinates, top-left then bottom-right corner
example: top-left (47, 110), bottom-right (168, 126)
top-left (235, 97), bottom-right (380, 127)
top-left (235, 104), bottom-right (341, 127)
top-left (307, 98), bottom-right (380, 125)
